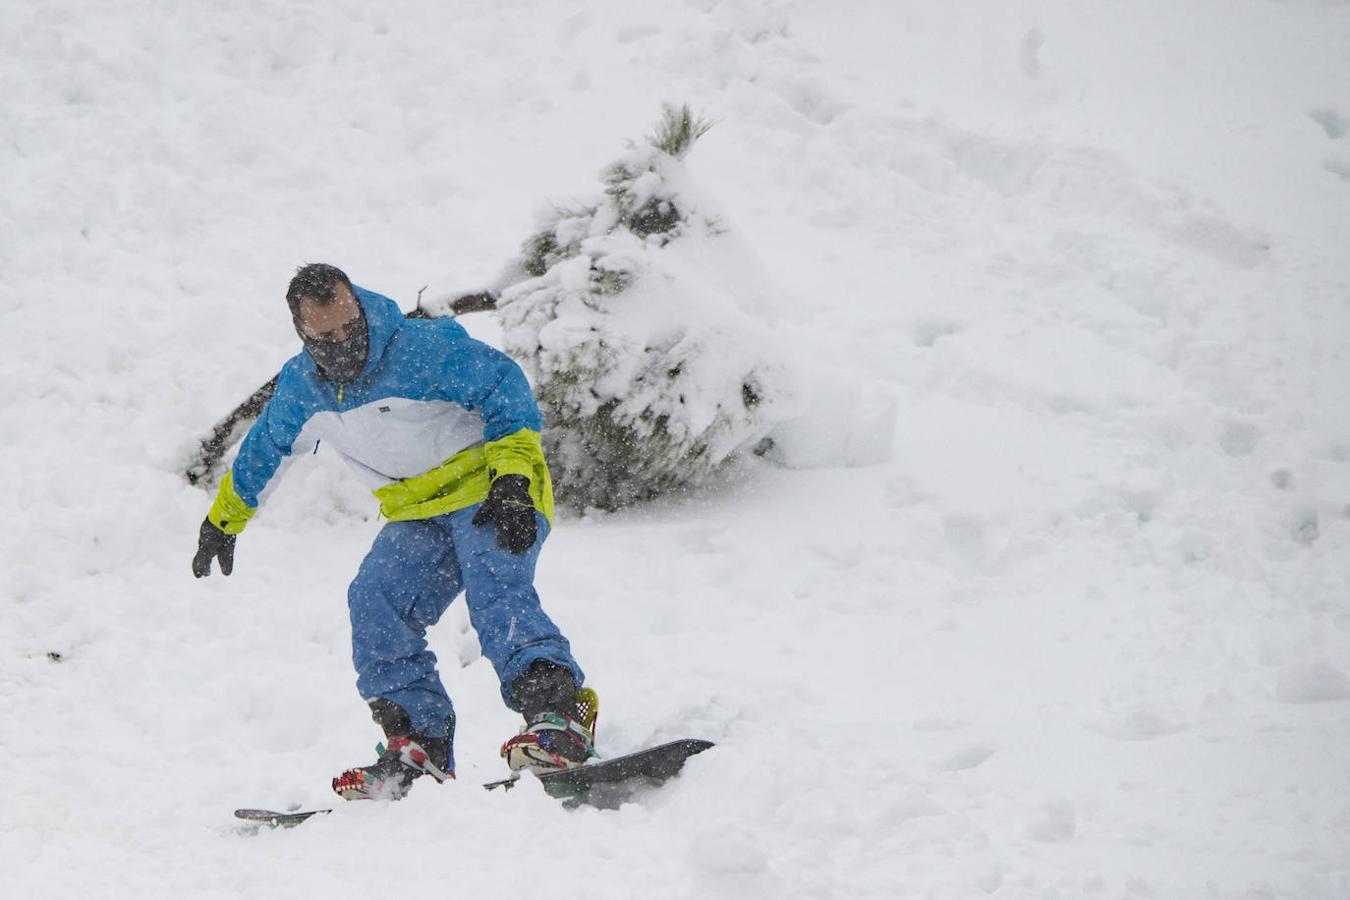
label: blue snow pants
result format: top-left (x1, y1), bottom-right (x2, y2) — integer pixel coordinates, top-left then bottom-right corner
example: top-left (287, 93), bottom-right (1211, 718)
top-left (347, 505), bottom-right (582, 740)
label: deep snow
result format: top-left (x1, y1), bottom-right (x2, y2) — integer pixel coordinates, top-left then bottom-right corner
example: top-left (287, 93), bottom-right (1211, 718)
top-left (3, 1), bottom-right (1349, 898)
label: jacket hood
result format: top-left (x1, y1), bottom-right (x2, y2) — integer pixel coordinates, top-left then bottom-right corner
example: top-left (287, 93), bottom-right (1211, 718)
top-left (348, 285), bottom-right (405, 378)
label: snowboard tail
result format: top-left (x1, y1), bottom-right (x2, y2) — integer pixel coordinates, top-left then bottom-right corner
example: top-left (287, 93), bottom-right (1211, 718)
top-left (235, 807), bottom-right (331, 829)
top-left (484, 738), bottom-right (714, 809)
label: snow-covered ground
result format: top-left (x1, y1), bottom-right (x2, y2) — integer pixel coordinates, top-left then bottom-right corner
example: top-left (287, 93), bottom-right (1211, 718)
top-left (4, 1), bottom-right (1350, 897)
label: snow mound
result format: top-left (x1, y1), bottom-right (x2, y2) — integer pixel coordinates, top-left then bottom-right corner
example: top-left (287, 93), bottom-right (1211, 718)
top-left (497, 106), bottom-right (805, 510)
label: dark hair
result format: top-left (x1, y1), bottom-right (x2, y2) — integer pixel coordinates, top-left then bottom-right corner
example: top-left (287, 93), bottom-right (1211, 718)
top-left (286, 263), bottom-right (354, 315)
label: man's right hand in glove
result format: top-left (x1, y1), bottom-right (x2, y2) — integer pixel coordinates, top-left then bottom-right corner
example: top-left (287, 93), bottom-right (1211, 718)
top-left (472, 474), bottom-right (538, 554)
top-left (192, 517), bottom-right (237, 577)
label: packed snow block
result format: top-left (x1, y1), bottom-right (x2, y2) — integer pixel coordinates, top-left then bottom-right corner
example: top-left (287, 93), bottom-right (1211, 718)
top-left (495, 107), bottom-right (805, 511)
top-left (763, 371), bottom-right (897, 470)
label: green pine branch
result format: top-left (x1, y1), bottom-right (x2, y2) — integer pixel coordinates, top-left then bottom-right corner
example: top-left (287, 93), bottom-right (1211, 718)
top-left (647, 104), bottom-right (714, 159)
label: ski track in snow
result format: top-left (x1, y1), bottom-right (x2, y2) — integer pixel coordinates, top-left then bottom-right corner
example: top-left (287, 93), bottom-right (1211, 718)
top-left (3, 1), bottom-right (1350, 898)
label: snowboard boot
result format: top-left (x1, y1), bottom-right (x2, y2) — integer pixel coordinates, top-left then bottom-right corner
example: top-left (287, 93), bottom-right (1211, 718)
top-left (501, 660), bottom-right (599, 774)
top-left (332, 699), bottom-right (454, 801)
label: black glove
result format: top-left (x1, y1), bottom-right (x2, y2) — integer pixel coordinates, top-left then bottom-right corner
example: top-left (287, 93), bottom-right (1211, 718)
top-left (192, 517), bottom-right (236, 577)
top-left (472, 475), bottom-right (537, 554)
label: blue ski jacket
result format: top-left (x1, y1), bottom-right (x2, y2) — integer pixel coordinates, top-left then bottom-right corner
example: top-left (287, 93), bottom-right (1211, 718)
top-left (205, 286), bottom-right (553, 533)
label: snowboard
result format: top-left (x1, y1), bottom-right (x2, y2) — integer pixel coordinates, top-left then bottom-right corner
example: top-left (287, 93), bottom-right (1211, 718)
top-left (483, 738), bottom-right (714, 809)
top-left (234, 738), bottom-right (714, 826)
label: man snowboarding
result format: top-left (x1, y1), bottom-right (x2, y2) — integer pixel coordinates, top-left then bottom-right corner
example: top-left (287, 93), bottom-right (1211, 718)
top-left (192, 263), bottom-right (597, 801)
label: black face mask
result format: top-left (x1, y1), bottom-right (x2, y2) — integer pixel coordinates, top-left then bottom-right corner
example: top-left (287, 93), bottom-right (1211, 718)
top-left (301, 311), bottom-right (369, 384)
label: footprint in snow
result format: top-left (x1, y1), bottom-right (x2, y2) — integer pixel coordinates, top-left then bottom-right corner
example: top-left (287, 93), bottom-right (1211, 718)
top-left (943, 514), bottom-right (992, 570)
top-left (1217, 419), bottom-right (1260, 458)
top-left (1308, 108), bottom-right (1350, 180)
top-left (940, 742), bottom-right (997, 771)
top-left (1018, 28), bottom-right (1045, 79)
top-left (910, 318), bottom-right (960, 347)
top-left (1310, 107), bottom-right (1347, 139)
top-left (1027, 796), bottom-right (1077, 842)
top-left (912, 716), bottom-right (971, 732)
top-left (1324, 157), bottom-right (1350, 183)
top-left (1275, 662), bottom-right (1350, 704)
top-left (1092, 708), bottom-right (1190, 741)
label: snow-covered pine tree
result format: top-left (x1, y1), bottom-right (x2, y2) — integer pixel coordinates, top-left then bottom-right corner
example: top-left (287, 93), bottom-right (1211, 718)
top-left (496, 104), bottom-right (800, 511)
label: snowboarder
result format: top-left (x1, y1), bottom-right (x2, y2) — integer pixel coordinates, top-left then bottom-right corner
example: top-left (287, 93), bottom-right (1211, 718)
top-left (191, 263), bottom-right (597, 801)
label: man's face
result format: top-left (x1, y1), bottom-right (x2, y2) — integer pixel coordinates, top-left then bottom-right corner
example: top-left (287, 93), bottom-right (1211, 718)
top-left (294, 282), bottom-right (369, 383)
top-left (296, 283), bottom-right (362, 343)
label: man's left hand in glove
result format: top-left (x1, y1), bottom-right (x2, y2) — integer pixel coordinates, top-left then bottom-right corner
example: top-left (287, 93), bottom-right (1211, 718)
top-left (192, 517), bottom-right (237, 577)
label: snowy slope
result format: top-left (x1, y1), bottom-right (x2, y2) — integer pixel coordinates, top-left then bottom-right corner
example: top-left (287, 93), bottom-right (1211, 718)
top-left (3, 1), bottom-right (1350, 898)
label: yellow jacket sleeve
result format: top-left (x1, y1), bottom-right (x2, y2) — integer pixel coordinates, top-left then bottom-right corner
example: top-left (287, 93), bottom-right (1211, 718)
top-left (372, 428), bottom-right (555, 525)
top-left (206, 471), bottom-right (257, 535)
